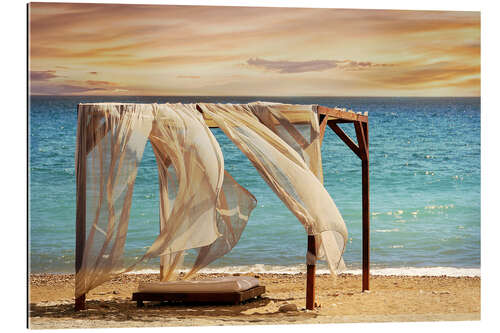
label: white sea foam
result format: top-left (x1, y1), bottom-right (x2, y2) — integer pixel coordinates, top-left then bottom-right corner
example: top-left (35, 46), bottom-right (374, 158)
top-left (344, 267), bottom-right (480, 277)
top-left (127, 265), bottom-right (480, 277)
top-left (375, 228), bottom-right (400, 233)
top-left (425, 204), bottom-right (455, 210)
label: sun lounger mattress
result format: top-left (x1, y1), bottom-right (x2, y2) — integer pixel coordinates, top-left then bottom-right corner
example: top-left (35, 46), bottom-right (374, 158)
top-left (137, 276), bottom-right (259, 293)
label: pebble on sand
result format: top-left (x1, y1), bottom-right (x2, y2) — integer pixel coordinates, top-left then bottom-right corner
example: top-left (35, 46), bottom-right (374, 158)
top-left (279, 303), bottom-right (298, 312)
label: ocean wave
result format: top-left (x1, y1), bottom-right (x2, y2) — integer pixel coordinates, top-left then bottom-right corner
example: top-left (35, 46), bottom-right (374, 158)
top-left (126, 265), bottom-right (480, 277)
top-left (371, 205), bottom-right (455, 218)
top-left (344, 266), bottom-right (480, 277)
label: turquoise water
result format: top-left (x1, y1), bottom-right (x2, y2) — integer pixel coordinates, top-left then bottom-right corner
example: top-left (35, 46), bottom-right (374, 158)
top-left (29, 96), bottom-right (480, 274)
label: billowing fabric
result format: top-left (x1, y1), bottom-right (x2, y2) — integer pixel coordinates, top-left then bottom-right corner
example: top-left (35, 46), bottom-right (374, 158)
top-left (75, 102), bottom-right (347, 298)
top-left (199, 102), bottom-right (347, 272)
top-left (75, 103), bottom-right (255, 297)
top-left (249, 102), bottom-right (346, 270)
top-left (247, 102), bottom-right (323, 183)
top-left (144, 104), bottom-right (225, 274)
top-left (184, 170), bottom-right (256, 279)
top-left (75, 104), bottom-right (153, 297)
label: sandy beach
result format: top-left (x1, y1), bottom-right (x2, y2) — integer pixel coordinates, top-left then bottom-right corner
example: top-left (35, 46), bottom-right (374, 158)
top-left (29, 272), bottom-right (480, 329)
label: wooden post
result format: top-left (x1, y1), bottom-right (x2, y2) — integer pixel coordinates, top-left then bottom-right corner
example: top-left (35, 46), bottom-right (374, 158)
top-left (159, 222), bottom-right (166, 281)
top-left (306, 234), bottom-right (316, 310)
top-left (361, 122), bottom-right (370, 291)
top-left (160, 261), bottom-right (164, 280)
top-left (354, 120), bottom-right (370, 291)
top-left (75, 105), bottom-right (86, 311)
top-left (159, 207), bottom-right (163, 280)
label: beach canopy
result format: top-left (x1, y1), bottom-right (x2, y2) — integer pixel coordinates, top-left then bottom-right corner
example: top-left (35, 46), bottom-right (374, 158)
top-left (74, 102), bottom-right (369, 309)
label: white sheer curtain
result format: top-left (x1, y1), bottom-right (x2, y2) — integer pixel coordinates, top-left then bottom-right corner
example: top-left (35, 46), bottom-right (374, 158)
top-left (199, 102), bottom-right (347, 273)
top-left (75, 102), bottom-right (347, 298)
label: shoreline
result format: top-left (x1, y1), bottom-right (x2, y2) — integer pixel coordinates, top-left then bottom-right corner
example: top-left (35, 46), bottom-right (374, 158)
top-left (29, 265), bottom-right (481, 277)
top-left (29, 272), bottom-right (480, 329)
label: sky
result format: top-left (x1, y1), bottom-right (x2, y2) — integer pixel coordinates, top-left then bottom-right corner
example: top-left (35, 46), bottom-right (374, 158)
top-left (28, 2), bottom-right (480, 96)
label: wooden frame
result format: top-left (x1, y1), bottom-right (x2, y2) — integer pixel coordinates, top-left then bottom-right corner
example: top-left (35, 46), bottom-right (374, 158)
top-left (75, 104), bottom-right (370, 311)
top-left (132, 286), bottom-right (266, 307)
top-left (313, 105), bottom-right (370, 310)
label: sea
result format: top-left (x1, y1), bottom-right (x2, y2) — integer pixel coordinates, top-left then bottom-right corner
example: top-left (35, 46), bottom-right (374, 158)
top-left (28, 96), bottom-right (481, 277)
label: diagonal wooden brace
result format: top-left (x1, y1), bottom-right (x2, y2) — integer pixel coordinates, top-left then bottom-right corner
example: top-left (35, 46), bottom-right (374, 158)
top-left (328, 122), bottom-right (363, 160)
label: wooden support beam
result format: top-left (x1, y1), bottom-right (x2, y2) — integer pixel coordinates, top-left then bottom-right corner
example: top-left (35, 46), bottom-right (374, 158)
top-left (317, 105), bottom-right (368, 123)
top-left (328, 122), bottom-right (363, 160)
top-left (361, 122), bottom-right (370, 291)
top-left (328, 119), bottom-right (357, 124)
top-left (354, 121), bottom-right (368, 161)
top-left (75, 106), bottom-right (87, 311)
top-left (306, 235), bottom-right (316, 310)
top-left (329, 119), bottom-right (370, 292)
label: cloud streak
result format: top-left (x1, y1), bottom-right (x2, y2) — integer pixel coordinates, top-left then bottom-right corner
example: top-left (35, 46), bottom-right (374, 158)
top-left (246, 58), bottom-right (392, 73)
top-left (30, 83), bottom-right (107, 95)
top-left (367, 61), bottom-right (480, 87)
top-left (30, 70), bottom-right (59, 81)
top-left (247, 58), bottom-right (338, 73)
top-left (30, 75), bottom-right (123, 95)
top-left (85, 80), bottom-right (119, 87)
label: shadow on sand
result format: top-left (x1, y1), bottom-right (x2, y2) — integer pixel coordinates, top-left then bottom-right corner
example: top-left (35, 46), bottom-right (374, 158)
top-left (30, 296), bottom-right (317, 324)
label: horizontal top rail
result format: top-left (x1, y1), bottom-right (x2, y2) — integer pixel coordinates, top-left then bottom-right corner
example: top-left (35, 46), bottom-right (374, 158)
top-left (78, 102), bottom-right (368, 128)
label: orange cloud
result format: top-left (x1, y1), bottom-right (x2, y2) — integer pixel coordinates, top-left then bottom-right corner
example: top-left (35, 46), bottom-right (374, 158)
top-left (365, 62), bottom-right (480, 88)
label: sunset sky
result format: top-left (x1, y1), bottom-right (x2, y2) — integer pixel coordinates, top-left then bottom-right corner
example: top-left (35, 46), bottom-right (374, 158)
top-left (28, 2), bottom-right (480, 96)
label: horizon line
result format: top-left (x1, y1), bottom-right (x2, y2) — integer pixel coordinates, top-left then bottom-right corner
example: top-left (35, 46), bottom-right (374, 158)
top-left (29, 95), bottom-right (481, 98)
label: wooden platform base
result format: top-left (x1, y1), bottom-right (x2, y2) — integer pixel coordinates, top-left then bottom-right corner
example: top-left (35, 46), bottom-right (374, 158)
top-left (132, 285), bottom-right (266, 307)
